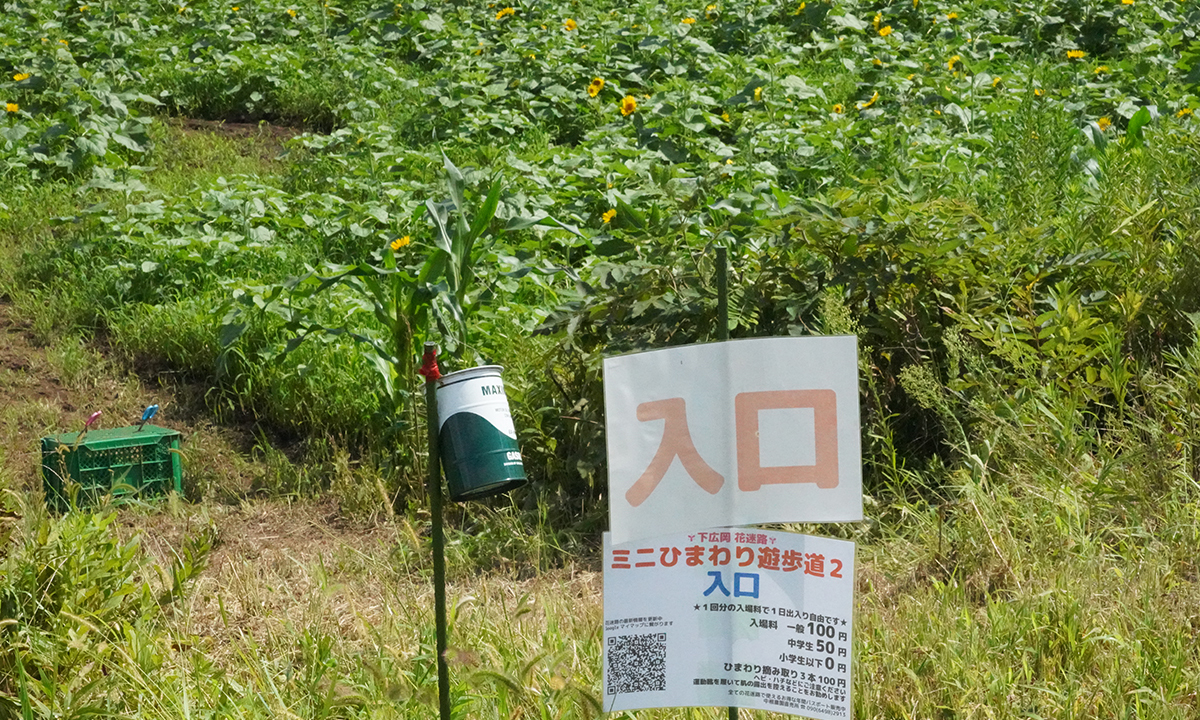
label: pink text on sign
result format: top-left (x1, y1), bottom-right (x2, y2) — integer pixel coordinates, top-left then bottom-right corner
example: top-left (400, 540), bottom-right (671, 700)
top-left (625, 390), bottom-right (839, 506)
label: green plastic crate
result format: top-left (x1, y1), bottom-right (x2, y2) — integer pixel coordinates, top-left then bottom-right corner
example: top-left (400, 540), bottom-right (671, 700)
top-left (41, 424), bottom-right (183, 509)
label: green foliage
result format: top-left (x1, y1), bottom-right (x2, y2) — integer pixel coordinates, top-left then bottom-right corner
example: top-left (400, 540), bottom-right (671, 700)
top-left (5, 0), bottom-right (1199, 507)
top-left (0, 0), bottom-right (1197, 543)
top-left (215, 154), bottom-right (576, 463)
top-left (5, 0), bottom-right (1200, 714)
top-left (0, 500), bottom-right (212, 718)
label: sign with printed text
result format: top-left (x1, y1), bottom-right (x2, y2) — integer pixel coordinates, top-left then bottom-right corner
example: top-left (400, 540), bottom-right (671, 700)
top-left (605, 337), bottom-right (862, 545)
top-left (602, 528), bottom-right (855, 718)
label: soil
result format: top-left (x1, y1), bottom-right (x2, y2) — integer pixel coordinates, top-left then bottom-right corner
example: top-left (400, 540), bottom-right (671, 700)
top-left (173, 117), bottom-right (304, 143)
top-left (0, 307), bottom-right (66, 412)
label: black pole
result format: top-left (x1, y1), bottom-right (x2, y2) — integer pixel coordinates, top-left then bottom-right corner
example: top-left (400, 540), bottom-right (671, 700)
top-left (717, 248), bottom-right (734, 720)
top-left (423, 342), bottom-right (452, 720)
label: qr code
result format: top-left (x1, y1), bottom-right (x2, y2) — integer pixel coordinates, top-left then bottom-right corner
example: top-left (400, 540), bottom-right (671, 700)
top-left (606, 632), bottom-right (667, 695)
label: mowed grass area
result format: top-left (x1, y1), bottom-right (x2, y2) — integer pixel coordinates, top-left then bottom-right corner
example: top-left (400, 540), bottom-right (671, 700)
top-left (4, 0), bottom-right (1200, 716)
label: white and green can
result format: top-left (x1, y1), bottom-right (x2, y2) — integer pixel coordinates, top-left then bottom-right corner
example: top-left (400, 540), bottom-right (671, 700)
top-left (437, 365), bottom-right (527, 501)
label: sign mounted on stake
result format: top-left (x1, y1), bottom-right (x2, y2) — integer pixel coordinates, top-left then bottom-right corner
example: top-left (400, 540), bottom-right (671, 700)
top-left (604, 337), bottom-right (862, 544)
top-left (603, 528), bottom-right (855, 718)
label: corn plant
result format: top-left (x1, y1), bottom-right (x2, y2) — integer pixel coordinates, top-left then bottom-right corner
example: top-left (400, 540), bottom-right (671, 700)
top-left (218, 153), bottom-right (576, 441)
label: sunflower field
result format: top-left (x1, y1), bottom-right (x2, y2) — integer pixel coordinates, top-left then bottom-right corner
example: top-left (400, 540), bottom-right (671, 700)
top-left (4, 0), bottom-right (1200, 715)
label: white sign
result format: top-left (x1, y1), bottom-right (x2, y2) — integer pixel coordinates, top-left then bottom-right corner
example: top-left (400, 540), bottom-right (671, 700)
top-left (603, 529), bottom-right (855, 718)
top-left (605, 337), bottom-right (862, 544)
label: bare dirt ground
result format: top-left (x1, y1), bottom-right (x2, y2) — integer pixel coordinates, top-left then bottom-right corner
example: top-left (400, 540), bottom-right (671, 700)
top-left (173, 117), bottom-right (304, 141)
top-left (0, 305), bottom-right (83, 438)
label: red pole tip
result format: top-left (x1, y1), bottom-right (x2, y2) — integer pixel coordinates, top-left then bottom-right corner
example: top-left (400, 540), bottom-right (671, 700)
top-left (418, 347), bottom-right (442, 381)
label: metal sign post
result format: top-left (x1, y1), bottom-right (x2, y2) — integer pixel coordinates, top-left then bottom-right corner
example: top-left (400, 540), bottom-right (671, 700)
top-left (717, 247), bottom-right (737, 720)
top-left (421, 342), bottom-right (452, 720)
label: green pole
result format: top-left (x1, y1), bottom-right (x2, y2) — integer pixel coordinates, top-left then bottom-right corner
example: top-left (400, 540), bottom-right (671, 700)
top-left (717, 247), bottom-right (734, 720)
top-left (716, 246), bottom-right (729, 343)
top-left (423, 342), bottom-right (452, 720)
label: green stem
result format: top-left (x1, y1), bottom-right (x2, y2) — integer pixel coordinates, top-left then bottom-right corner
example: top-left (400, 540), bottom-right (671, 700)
top-left (717, 246), bottom-right (729, 342)
top-left (394, 275), bottom-right (414, 404)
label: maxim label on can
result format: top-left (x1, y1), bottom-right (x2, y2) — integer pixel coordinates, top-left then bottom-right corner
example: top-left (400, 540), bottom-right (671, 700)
top-left (437, 366), bottom-right (526, 501)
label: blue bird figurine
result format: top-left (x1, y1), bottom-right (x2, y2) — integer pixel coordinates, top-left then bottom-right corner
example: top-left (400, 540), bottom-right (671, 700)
top-left (137, 404), bottom-right (159, 432)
